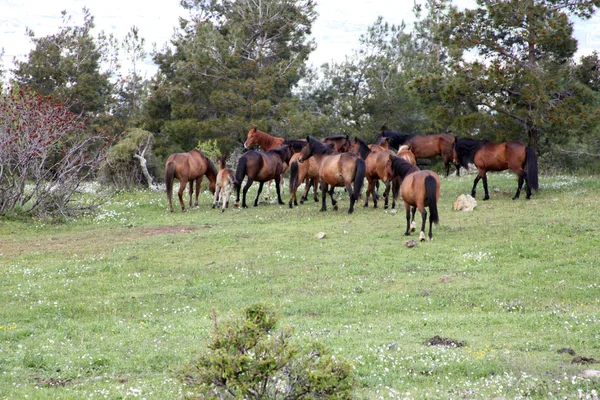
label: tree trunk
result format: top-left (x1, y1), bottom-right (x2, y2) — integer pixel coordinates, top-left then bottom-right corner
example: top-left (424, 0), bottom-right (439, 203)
top-left (133, 153), bottom-right (155, 189)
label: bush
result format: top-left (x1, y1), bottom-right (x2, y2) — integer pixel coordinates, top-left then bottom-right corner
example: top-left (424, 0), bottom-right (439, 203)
top-left (179, 303), bottom-right (355, 399)
top-left (196, 139), bottom-right (222, 163)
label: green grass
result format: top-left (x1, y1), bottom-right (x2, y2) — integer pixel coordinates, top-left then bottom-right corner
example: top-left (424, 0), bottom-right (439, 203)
top-left (1, 172), bottom-right (600, 399)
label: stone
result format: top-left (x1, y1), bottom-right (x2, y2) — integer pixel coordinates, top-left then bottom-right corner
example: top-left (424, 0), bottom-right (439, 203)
top-left (453, 194), bottom-right (477, 211)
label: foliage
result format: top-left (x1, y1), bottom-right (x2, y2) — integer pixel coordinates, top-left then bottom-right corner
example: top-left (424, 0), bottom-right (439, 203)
top-left (0, 87), bottom-right (114, 217)
top-left (196, 138), bottom-right (222, 162)
top-left (179, 303), bottom-right (355, 399)
top-left (145, 0), bottom-right (317, 155)
top-left (10, 8), bottom-right (117, 119)
top-left (102, 129), bottom-right (158, 188)
top-left (413, 0), bottom-right (600, 152)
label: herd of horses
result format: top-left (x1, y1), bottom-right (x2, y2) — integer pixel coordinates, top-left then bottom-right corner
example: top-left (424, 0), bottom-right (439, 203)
top-left (165, 127), bottom-right (539, 241)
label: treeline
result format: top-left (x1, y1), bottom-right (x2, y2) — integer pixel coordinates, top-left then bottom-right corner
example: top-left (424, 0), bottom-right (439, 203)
top-left (1, 0), bottom-right (600, 215)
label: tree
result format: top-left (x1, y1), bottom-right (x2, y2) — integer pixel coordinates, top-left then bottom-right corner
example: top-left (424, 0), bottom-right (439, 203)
top-left (11, 8), bottom-right (117, 118)
top-left (421, 0), bottom-right (600, 152)
top-left (0, 87), bottom-right (114, 217)
top-left (145, 0), bottom-right (317, 157)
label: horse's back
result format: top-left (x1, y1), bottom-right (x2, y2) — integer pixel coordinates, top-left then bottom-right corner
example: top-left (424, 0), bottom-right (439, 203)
top-left (409, 134), bottom-right (450, 158)
top-left (401, 170), bottom-right (440, 206)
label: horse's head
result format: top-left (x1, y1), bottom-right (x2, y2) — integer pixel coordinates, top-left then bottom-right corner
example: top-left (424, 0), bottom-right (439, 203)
top-left (451, 137), bottom-right (460, 165)
top-left (384, 154), bottom-right (395, 183)
top-left (244, 128), bottom-right (259, 149)
top-left (340, 134), bottom-right (352, 152)
top-left (351, 137), bottom-right (360, 154)
top-left (297, 137), bottom-right (313, 163)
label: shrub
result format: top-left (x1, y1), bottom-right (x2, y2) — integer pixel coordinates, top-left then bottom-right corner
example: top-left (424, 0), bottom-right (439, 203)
top-left (179, 303), bottom-right (355, 399)
top-left (196, 139), bottom-right (222, 163)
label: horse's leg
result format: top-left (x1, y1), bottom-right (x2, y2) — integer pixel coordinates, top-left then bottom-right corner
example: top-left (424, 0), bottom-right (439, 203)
top-left (265, 180), bottom-right (271, 200)
top-left (242, 179), bottom-right (253, 208)
top-left (364, 178), bottom-right (373, 207)
top-left (254, 182), bottom-right (264, 206)
top-left (411, 207), bottom-right (417, 232)
top-left (188, 180), bottom-right (194, 208)
top-left (224, 182), bottom-right (232, 211)
top-left (445, 162), bottom-right (451, 178)
top-left (312, 178), bottom-right (319, 202)
top-left (482, 173), bottom-right (490, 200)
top-left (320, 180), bottom-right (328, 212)
top-left (404, 204), bottom-right (411, 236)
top-left (212, 183), bottom-right (221, 209)
top-left (419, 206), bottom-right (428, 242)
top-left (428, 206), bottom-right (434, 241)
top-left (383, 181), bottom-right (391, 209)
top-left (512, 171), bottom-right (525, 200)
top-left (455, 162), bottom-right (461, 177)
top-left (194, 176), bottom-right (203, 207)
top-left (329, 187), bottom-right (338, 211)
top-left (345, 181), bottom-right (355, 214)
top-left (178, 181), bottom-right (187, 212)
top-left (275, 175), bottom-right (284, 205)
top-left (471, 175), bottom-right (481, 198)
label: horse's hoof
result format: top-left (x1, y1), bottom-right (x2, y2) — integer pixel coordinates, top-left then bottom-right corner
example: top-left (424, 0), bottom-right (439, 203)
top-left (419, 232), bottom-right (426, 242)
top-left (405, 232), bottom-right (411, 236)
top-left (410, 221), bottom-right (416, 232)
top-left (333, 205), bottom-right (338, 211)
top-left (363, 203), bottom-right (369, 207)
top-left (373, 204), bottom-right (378, 209)
top-left (211, 204), bottom-right (215, 209)
top-left (278, 201), bottom-right (285, 205)
top-left (348, 209), bottom-right (354, 214)
top-left (289, 202), bottom-right (293, 209)
top-left (221, 209), bottom-right (225, 213)
top-left (483, 196), bottom-right (490, 201)
top-left (384, 205), bottom-right (389, 209)
top-left (320, 208), bottom-right (327, 212)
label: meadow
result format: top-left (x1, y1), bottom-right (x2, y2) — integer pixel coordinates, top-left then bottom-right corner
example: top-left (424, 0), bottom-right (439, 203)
top-left (1, 171), bottom-right (600, 399)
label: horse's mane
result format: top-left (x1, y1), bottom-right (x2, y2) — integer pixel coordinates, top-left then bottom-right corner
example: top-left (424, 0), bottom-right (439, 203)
top-left (455, 137), bottom-right (488, 167)
top-left (267, 145), bottom-right (292, 162)
top-left (308, 137), bottom-right (335, 155)
top-left (378, 129), bottom-right (416, 149)
top-left (391, 155), bottom-right (419, 178)
top-left (324, 134), bottom-right (349, 141)
top-left (283, 139), bottom-right (306, 152)
top-left (353, 137), bottom-right (371, 159)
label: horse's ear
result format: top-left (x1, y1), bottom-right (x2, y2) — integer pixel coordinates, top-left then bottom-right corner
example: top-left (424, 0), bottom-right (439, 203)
top-left (306, 135), bottom-right (310, 141)
top-left (389, 154), bottom-right (394, 161)
top-left (385, 137), bottom-right (391, 143)
top-left (380, 125), bottom-right (388, 133)
top-left (253, 127), bottom-right (257, 132)
top-left (345, 134), bottom-right (349, 139)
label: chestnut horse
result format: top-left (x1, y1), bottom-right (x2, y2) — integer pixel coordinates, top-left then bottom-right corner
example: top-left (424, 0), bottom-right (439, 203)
top-left (212, 156), bottom-right (237, 212)
top-left (378, 127), bottom-right (459, 176)
top-left (165, 149), bottom-right (217, 213)
top-left (234, 146), bottom-right (293, 208)
top-left (298, 137), bottom-right (365, 214)
top-left (323, 134), bottom-right (352, 152)
top-left (351, 137), bottom-right (397, 209)
top-left (287, 150), bottom-right (325, 208)
top-left (397, 145), bottom-right (417, 166)
top-left (386, 155), bottom-right (440, 241)
top-left (453, 138), bottom-right (539, 200)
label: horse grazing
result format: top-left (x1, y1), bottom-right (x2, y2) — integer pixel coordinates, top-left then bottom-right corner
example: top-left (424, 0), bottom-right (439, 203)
top-left (323, 134), bottom-right (352, 153)
top-left (386, 155), bottom-right (440, 241)
top-left (212, 156), bottom-right (237, 212)
top-left (234, 146), bottom-right (293, 208)
top-left (351, 137), bottom-right (397, 209)
top-left (453, 138), bottom-right (539, 200)
top-left (379, 127), bottom-right (459, 176)
top-left (165, 149), bottom-right (217, 213)
top-left (298, 137), bottom-right (365, 214)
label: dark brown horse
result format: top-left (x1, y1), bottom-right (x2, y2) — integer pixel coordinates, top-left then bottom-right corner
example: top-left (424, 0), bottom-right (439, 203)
top-left (386, 155), bottom-right (440, 241)
top-left (212, 156), bottom-right (237, 212)
top-left (323, 134), bottom-right (352, 152)
top-left (234, 146), bottom-right (293, 208)
top-left (298, 137), bottom-right (365, 214)
top-left (165, 149), bottom-right (217, 212)
top-left (351, 137), bottom-right (396, 209)
top-left (453, 138), bottom-right (539, 200)
top-left (378, 127), bottom-right (459, 176)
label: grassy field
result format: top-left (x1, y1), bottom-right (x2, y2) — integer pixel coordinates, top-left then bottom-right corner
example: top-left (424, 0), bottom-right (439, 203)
top-left (1, 171), bottom-right (600, 399)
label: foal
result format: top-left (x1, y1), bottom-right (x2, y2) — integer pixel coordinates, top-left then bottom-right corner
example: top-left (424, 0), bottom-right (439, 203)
top-left (212, 156), bottom-right (236, 212)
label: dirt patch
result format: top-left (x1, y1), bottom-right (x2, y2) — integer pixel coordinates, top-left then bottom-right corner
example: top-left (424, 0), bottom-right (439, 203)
top-left (425, 335), bottom-right (465, 348)
top-left (138, 225), bottom-right (212, 236)
top-left (572, 356), bottom-right (598, 364)
top-left (35, 377), bottom-right (73, 387)
top-left (557, 348), bottom-right (576, 356)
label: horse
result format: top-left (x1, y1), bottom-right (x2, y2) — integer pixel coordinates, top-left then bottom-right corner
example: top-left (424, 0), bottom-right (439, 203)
top-left (351, 137), bottom-right (397, 209)
top-left (234, 145), bottom-right (293, 208)
top-left (369, 136), bottom-right (391, 152)
top-left (452, 137), bottom-right (539, 200)
top-left (323, 134), bottom-right (352, 153)
top-left (287, 150), bottom-right (325, 208)
top-left (385, 155), bottom-right (440, 241)
top-left (397, 145), bottom-right (417, 166)
top-left (165, 149), bottom-right (217, 213)
top-left (212, 155), bottom-right (237, 212)
top-left (298, 136), bottom-right (365, 214)
top-left (378, 127), bottom-right (459, 176)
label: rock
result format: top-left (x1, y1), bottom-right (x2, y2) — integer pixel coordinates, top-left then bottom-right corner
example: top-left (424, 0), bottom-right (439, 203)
top-left (453, 194), bottom-right (477, 211)
top-left (580, 370), bottom-right (600, 379)
top-left (389, 209), bottom-right (398, 215)
top-left (404, 239), bottom-right (418, 248)
top-left (315, 232), bottom-right (326, 239)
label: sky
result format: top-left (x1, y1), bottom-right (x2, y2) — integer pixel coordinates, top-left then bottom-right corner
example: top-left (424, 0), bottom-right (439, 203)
top-left (2, 0), bottom-right (600, 80)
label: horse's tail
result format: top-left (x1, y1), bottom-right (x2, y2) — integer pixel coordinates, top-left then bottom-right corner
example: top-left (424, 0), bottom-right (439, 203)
top-left (353, 157), bottom-right (366, 201)
top-left (165, 161), bottom-right (176, 199)
top-left (425, 175), bottom-right (439, 225)
top-left (234, 155), bottom-right (247, 192)
top-left (289, 160), bottom-right (300, 193)
top-left (525, 147), bottom-right (539, 191)
top-left (392, 177), bottom-right (400, 201)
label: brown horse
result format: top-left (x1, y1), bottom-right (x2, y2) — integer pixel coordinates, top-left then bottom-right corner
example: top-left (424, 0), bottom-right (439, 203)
top-left (323, 134), bottom-right (352, 152)
top-left (378, 127), bottom-right (459, 176)
top-left (397, 145), bottom-right (417, 166)
top-left (212, 156), bottom-right (237, 212)
top-left (298, 137), bottom-right (365, 214)
top-left (453, 137), bottom-right (539, 200)
top-left (287, 151), bottom-right (324, 208)
top-left (234, 146), bottom-right (293, 208)
top-left (244, 127), bottom-right (285, 150)
top-left (386, 155), bottom-right (440, 241)
top-left (369, 137), bottom-right (391, 152)
top-left (165, 149), bottom-right (217, 212)
top-left (351, 137), bottom-right (396, 209)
